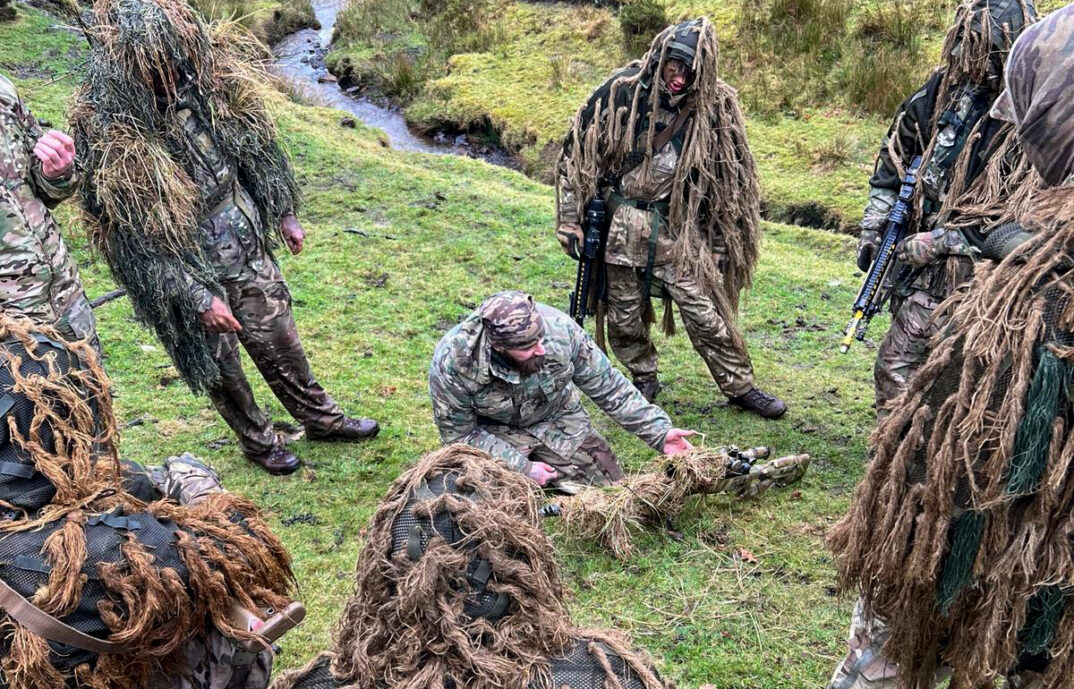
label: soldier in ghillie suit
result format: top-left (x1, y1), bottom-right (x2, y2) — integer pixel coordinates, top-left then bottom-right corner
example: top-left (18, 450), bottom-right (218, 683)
top-left (70, 0), bottom-right (378, 476)
top-left (827, 7), bottom-right (1074, 687)
top-left (0, 73), bottom-right (97, 349)
top-left (555, 18), bottom-right (786, 419)
top-left (857, 0), bottom-right (1038, 417)
top-left (268, 445), bottom-right (670, 689)
top-left (0, 314), bottom-right (298, 689)
top-left (428, 291), bottom-right (696, 493)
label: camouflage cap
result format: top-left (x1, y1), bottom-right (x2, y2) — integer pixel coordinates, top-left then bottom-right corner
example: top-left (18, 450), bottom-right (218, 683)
top-left (995, 3), bottom-right (1074, 186)
top-left (479, 291), bottom-right (545, 350)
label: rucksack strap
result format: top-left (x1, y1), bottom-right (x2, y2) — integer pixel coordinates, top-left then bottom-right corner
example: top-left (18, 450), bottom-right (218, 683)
top-left (0, 575), bottom-right (130, 654)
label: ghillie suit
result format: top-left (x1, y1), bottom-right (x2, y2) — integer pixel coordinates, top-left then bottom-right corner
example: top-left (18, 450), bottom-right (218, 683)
top-left (828, 7), bottom-right (1074, 686)
top-left (551, 447), bottom-right (809, 559)
top-left (556, 19), bottom-right (781, 415)
top-left (0, 314), bottom-right (296, 689)
top-left (70, 0), bottom-right (298, 394)
top-left (861, 0), bottom-right (1040, 413)
top-left (268, 445), bottom-right (669, 689)
top-left (72, 0), bottom-right (376, 471)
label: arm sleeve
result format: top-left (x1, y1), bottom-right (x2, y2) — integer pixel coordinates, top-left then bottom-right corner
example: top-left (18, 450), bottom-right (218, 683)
top-left (428, 360), bottom-right (530, 473)
top-left (862, 74), bottom-right (938, 230)
top-left (568, 320), bottom-right (672, 450)
top-left (20, 100), bottom-right (80, 209)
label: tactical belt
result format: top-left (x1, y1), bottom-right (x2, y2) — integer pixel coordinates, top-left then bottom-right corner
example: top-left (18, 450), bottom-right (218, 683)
top-left (608, 194), bottom-right (669, 298)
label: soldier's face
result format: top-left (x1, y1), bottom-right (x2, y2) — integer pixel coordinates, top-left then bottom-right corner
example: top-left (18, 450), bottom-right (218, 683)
top-left (500, 341), bottom-right (546, 375)
top-left (663, 59), bottom-right (690, 94)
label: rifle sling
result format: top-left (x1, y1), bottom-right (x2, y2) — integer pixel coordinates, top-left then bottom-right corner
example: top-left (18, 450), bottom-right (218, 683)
top-left (0, 575), bottom-right (131, 654)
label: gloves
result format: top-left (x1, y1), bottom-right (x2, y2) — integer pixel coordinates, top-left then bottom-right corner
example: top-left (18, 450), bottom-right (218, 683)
top-left (556, 223), bottom-right (583, 260)
top-left (895, 228), bottom-right (979, 268)
top-left (856, 229), bottom-right (881, 272)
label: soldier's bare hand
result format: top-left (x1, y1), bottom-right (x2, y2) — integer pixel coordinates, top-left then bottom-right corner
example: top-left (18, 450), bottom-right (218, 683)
top-left (280, 214), bottom-right (305, 255)
top-left (556, 223), bottom-right (583, 260)
top-left (200, 297), bottom-right (242, 333)
top-left (527, 461), bottom-right (558, 487)
top-left (34, 130), bottom-right (75, 179)
top-left (662, 429), bottom-right (696, 456)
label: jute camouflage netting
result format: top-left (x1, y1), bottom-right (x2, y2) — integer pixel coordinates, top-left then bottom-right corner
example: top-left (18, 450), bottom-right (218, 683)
top-left (71, 0), bottom-right (300, 394)
top-left (0, 315), bottom-right (294, 689)
top-left (829, 185), bottom-right (1074, 688)
top-left (269, 445), bottom-right (668, 689)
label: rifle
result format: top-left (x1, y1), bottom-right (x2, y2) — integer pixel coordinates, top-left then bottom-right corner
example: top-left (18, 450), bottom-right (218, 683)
top-left (839, 156), bottom-right (923, 353)
top-left (568, 196), bottom-right (608, 328)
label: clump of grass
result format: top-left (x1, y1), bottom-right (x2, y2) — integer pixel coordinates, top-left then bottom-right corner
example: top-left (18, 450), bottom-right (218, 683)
top-left (548, 54), bottom-right (573, 89)
top-left (374, 52), bottom-right (426, 102)
top-left (740, 0), bottom-right (852, 54)
top-left (812, 130), bottom-right (852, 169)
top-left (189, 0), bottom-right (317, 45)
top-left (334, 0), bottom-right (413, 44)
top-left (421, 0), bottom-right (506, 55)
top-left (618, 0), bottom-right (666, 56)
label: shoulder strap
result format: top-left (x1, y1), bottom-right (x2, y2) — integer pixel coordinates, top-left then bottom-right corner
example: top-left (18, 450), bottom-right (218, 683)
top-left (0, 576), bottom-right (130, 654)
top-left (651, 105), bottom-right (693, 154)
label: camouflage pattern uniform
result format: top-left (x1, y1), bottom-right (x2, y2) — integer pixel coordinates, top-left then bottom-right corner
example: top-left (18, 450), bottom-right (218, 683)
top-left (172, 94), bottom-right (345, 458)
top-left (557, 100), bottom-right (754, 399)
top-left (429, 296), bottom-right (673, 489)
top-left (0, 74), bottom-right (97, 348)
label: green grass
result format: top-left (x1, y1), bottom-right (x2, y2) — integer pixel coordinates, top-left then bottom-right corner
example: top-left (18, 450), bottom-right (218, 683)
top-left (1, 4), bottom-right (898, 685)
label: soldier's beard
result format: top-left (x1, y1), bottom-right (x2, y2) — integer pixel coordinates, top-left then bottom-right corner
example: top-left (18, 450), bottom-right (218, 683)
top-left (514, 354), bottom-right (546, 375)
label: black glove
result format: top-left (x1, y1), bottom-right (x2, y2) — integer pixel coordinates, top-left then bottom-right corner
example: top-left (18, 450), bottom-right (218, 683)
top-left (856, 229), bottom-right (881, 272)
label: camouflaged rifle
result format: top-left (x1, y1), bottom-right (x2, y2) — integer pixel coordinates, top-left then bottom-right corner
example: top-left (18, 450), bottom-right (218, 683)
top-left (839, 156), bottom-right (923, 353)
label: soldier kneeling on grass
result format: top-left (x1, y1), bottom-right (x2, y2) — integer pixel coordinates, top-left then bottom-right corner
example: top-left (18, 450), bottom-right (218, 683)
top-left (428, 290), bottom-right (697, 493)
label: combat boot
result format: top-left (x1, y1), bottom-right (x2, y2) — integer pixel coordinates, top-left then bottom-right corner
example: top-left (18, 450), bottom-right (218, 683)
top-left (633, 377), bottom-right (662, 403)
top-left (307, 416), bottom-right (380, 441)
top-left (247, 445), bottom-right (301, 475)
top-left (728, 387), bottom-right (787, 419)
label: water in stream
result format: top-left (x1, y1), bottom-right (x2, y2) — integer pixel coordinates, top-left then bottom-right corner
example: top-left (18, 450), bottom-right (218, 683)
top-left (272, 0), bottom-right (518, 169)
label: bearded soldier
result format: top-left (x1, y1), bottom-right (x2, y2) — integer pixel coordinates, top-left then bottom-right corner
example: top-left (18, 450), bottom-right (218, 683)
top-left (555, 18), bottom-right (786, 419)
top-left (428, 291), bottom-right (697, 492)
top-left (0, 73), bottom-right (97, 349)
top-left (826, 7), bottom-right (1074, 688)
top-left (857, 0), bottom-right (1037, 416)
top-left (71, 0), bottom-right (378, 475)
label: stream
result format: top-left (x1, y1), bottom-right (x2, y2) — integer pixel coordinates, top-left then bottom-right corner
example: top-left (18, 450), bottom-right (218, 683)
top-left (272, 0), bottom-right (519, 168)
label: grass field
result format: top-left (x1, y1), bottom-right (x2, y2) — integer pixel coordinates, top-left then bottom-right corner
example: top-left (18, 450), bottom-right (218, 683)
top-left (2, 3), bottom-right (896, 686)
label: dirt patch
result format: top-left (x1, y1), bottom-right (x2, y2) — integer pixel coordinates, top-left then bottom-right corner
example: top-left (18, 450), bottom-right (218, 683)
top-left (763, 199), bottom-right (848, 233)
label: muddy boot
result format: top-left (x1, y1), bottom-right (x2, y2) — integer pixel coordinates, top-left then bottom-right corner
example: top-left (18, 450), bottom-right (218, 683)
top-left (307, 416), bottom-right (380, 441)
top-left (728, 387), bottom-right (787, 419)
top-left (247, 445), bottom-right (301, 475)
top-left (633, 377), bottom-right (662, 403)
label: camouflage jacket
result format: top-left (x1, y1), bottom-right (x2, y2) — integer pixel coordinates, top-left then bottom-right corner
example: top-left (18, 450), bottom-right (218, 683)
top-left (429, 303), bottom-right (672, 472)
top-left (0, 74), bottom-right (90, 332)
top-left (174, 100), bottom-right (273, 310)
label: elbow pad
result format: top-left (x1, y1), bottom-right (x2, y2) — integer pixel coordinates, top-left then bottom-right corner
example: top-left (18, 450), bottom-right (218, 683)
top-left (980, 223), bottom-right (1034, 261)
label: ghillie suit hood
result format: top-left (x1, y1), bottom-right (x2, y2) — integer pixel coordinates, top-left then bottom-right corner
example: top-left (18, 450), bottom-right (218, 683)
top-left (0, 315), bottom-right (295, 689)
top-left (829, 8), bottom-right (1074, 679)
top-left (269, 445), bottom-right (668, 689)
top-left (892, 0), bottom-right (1039, 240)
top-left (552, 447), bottom-right (808, 559)
top-left (71, 0), bottom-right (300, 393)
top-left (557, 17), bottom-right (760, 311)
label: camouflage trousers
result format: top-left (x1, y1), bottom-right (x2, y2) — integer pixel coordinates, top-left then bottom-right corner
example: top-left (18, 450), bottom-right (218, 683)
top-left (206, 260), bottom-right (344, 457)
top-left (874, 290), bottom-right (945, 419)
top-left (604, 263), bottom-right (753, 398)
top-left (479, 423), bottom-right (624, 492)
top-left (827, 599), bottom-right (1043, 689)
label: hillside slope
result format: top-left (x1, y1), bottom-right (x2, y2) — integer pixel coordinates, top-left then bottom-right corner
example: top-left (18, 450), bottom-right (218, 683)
top-left (6, 5), bottom-right (882, 686)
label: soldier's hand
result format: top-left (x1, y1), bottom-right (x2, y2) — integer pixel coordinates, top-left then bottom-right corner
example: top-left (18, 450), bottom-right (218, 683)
top-left (34, 130), bottom-right (75, 179)
top-left (662, 428), bottom-right (696, 456)
top-left (527, 461), bottom-right (559, 487)
top-left (856, 229), bottom-right (881, 272)
top-left (556, 223), bottom-right (583, 260)
top-left (896, 230), bottom-right (941, 268)
top-left (200, 296), bottom-right (242, 333)
top-left (280, 214), bottom-right (305, 255)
